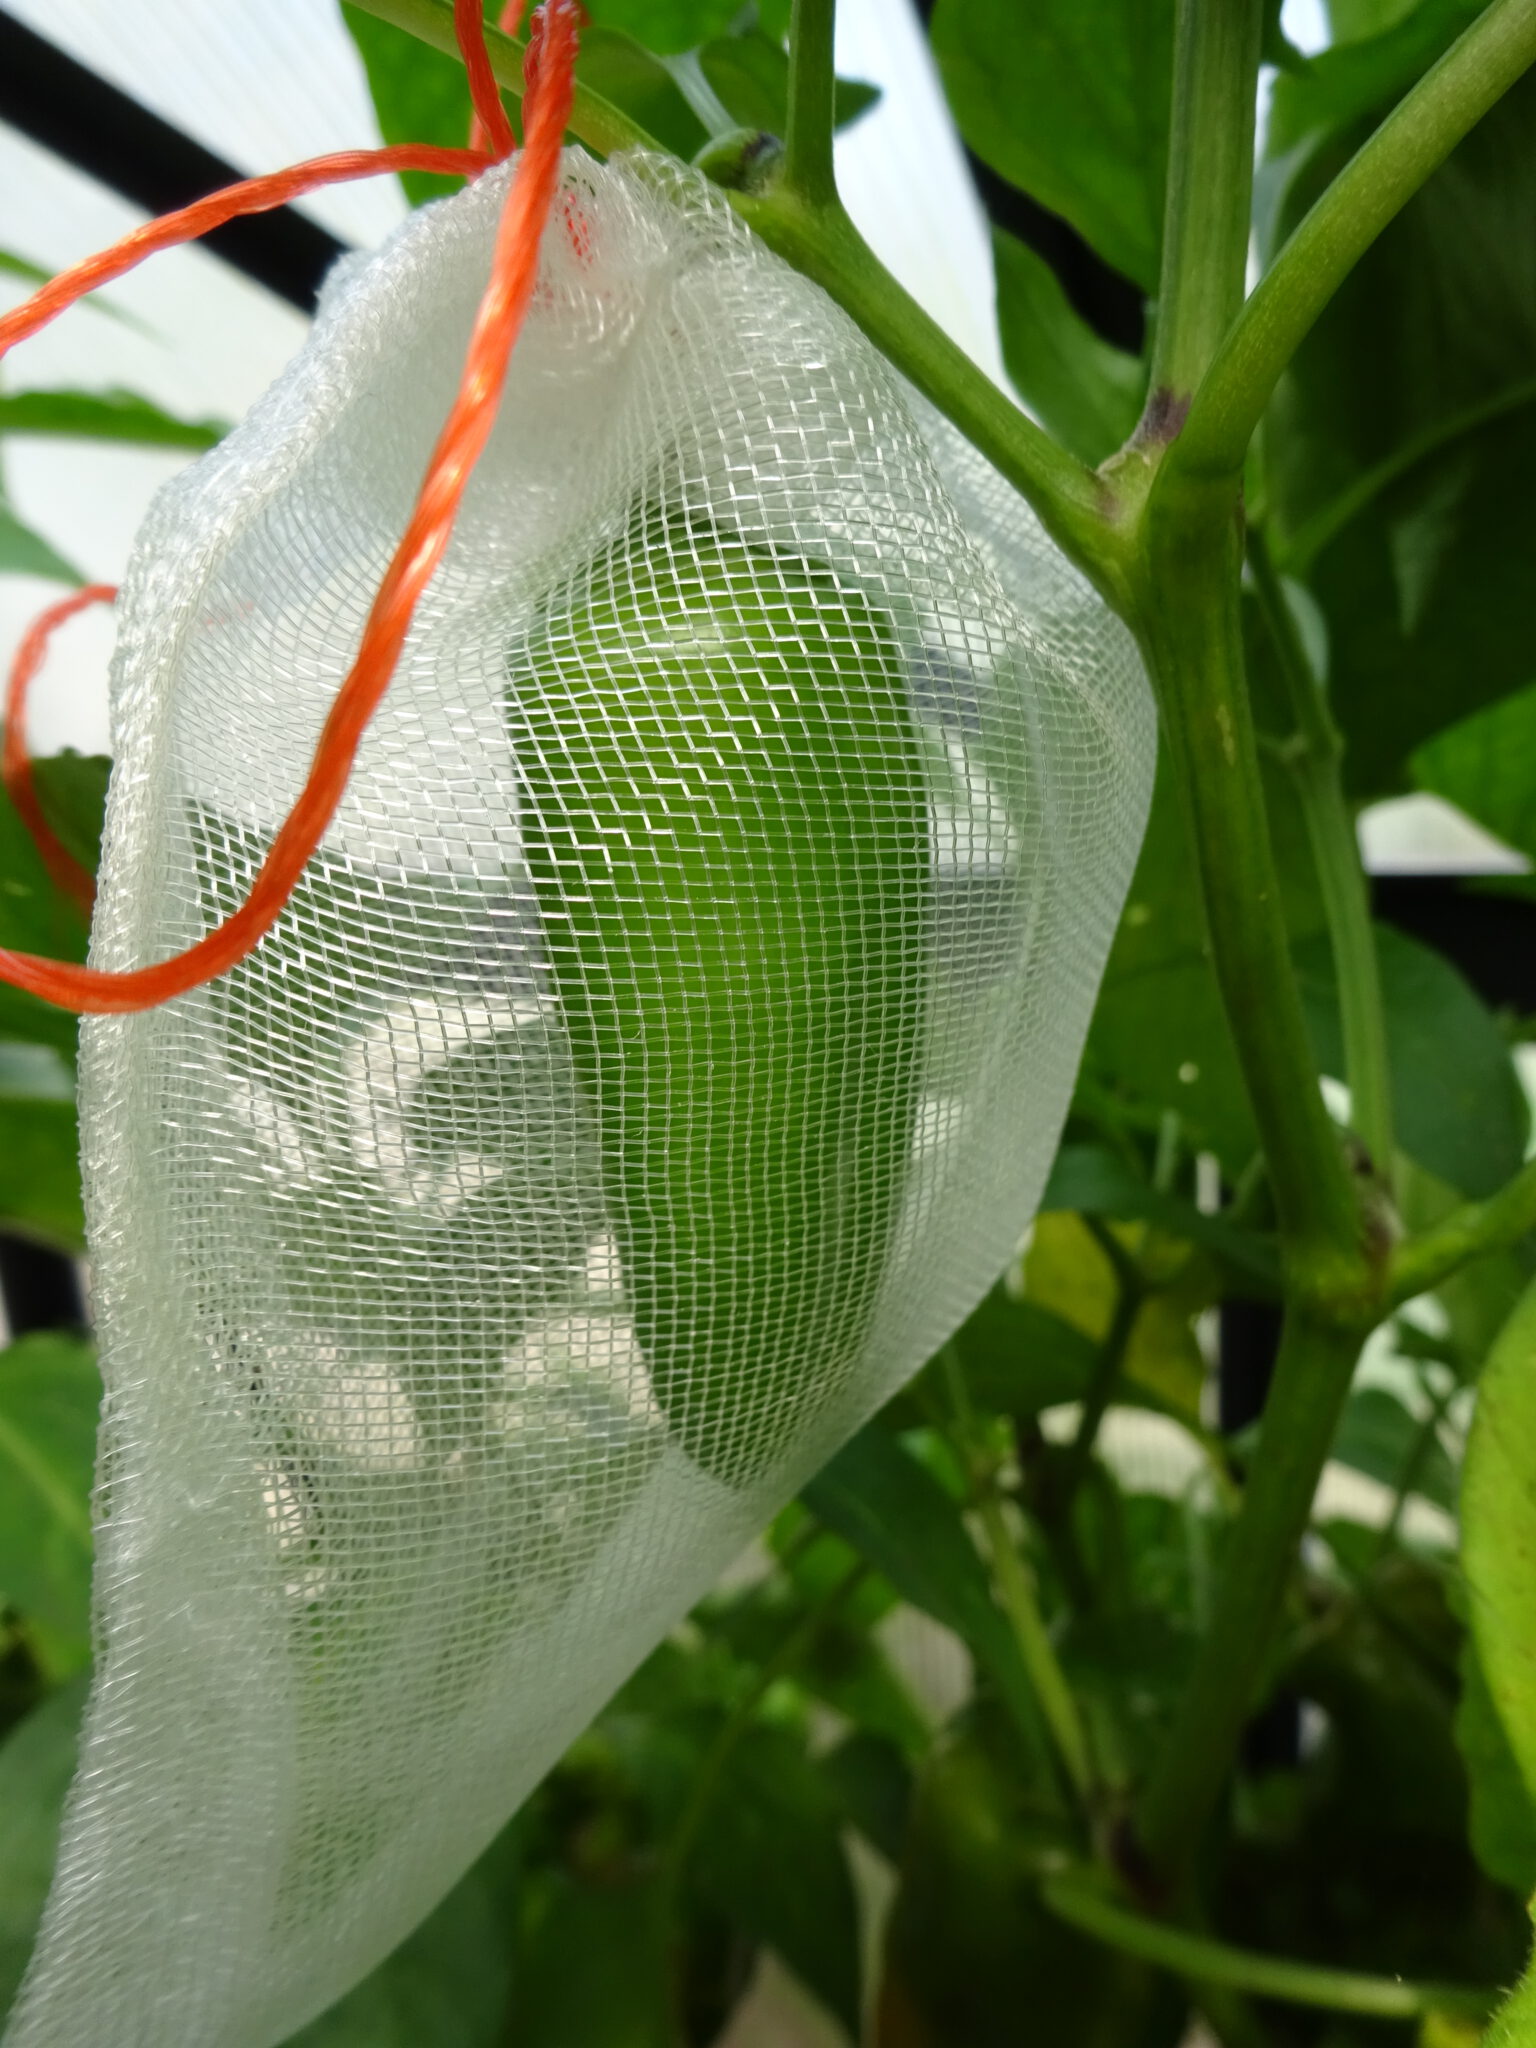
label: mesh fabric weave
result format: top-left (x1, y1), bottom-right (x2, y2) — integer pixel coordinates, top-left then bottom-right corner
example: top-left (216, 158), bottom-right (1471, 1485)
top-left (7, 151), bottom-right (1154, 2047)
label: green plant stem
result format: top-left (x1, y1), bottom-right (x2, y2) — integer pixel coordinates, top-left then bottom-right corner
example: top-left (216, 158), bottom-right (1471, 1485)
top-left (1127, 360), bottom-right (1390, 1913)
top-left (783, 0), bottom-right (837, 206)
top-left (733, 193), bottom-right (1123, 600)
top-left (1372, 1369), bottom-right (1456, 1561)
top-left (1121, 0), bottom-right (1389, 1872)
top-left (1145, 0), bottom-right (1265, 411)
top-left (975, 1491), bottom-right (1094, 1802)
top-left (1390, 1155), bottom-right (1536, 1304)
top-left (666, 1558), bottom-right (866, 1881)
top-left (1135, 497), bottom-right (1366, 1279)
top-left (1040, 1872), bottom-right (1494, 2022)
top-left (1129, 0), bottom-right (1364, 1274)
top-left (1173, 0), bottom-right (1536, 485)
top-left (943, 1348), bottom-right (1094, 1802)
top-left (1057, 1255), bottom-right (1143, 1517)
top-left (1136, 1310), bottom-right (1365, 1878)
top-left (1247, 530), bottom-right (1393, 1175)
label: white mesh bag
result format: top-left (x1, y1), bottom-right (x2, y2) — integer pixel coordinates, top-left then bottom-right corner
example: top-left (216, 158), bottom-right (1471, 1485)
top-left (7, 151), bottom-right (1154, 2047)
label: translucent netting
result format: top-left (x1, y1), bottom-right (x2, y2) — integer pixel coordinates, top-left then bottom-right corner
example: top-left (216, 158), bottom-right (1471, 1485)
top-left (7, 153), bottom-right (1154, 2048)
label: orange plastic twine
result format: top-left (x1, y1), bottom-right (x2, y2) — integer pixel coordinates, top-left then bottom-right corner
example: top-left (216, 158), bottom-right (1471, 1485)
top-left (2, 582), bottom-right (118, 921)
top-left (0, 0), bottom-right (578, 1015)
top-left (465, 0), bottom-right (524, 156)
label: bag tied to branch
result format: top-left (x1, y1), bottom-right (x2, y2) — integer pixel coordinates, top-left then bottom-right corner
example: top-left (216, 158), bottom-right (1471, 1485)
top-left (8, 151), bottom-right (1153, 2048)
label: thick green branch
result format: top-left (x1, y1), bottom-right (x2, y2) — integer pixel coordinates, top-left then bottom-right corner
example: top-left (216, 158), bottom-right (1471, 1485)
top-left (1173, 0), bottom-right (1536, 484)
top-left (1145, 0), bottom-right (1264, 411)
top-left (729, 193), bottom-right (1126, 605)
top-left (1391, 1156), bottom-right (1536, 1305)
top-left (1133, 485), bottom-right (1365, 1276)
top-left (1135, 1310), bottom-right (1367, 1879)
top-left (783, 0), bottom-right (838, 207)
top-left (1041, 1872), bottom-right (1494, 2021)
top-left (1248, 531), bottom-right (1393, 1174)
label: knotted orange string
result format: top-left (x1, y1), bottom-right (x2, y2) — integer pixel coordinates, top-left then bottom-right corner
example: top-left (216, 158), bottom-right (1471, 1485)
top-left (0, 0), bottom-right (578, 1015)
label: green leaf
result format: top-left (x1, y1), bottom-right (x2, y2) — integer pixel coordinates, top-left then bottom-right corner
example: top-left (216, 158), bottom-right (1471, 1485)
top-left (1265, 0), bottom-right (1484, 181)
top-left (1041, 1143), bottom-right (1279, 1287)
top-left (702, 1577), bottom-right (928, 1756)
top-left (0, 503), bottom-right (82, 587)
top-left (1412, 681), bottom-right (1536, 865)
top-left (688, 1726), bottom-right (860, 2034)
top-left (0, 1098), bottom-right (83, 1252)
top-left (820, 1729), bottom-right (912, 1864)
top-left (1057, 1611), bottom-right (1196, 1794)
top-left (0, 250), bottom-right (146, 330)
top-left (1086, 748), bottom-right (1324, 1173)
top-left (696, 34), bottom-right (877, 139)
top-left (0, 1677), bottom-right (88, 2025)
top-left (578, 29), bottom-right (707, 160)
top-left (1462, 1277), bottom-right (1536, 1827)
top-left (991, 229), bottom-right (1145, 467)
top-left (1330, 1384), bottom-right (1456, 1515)
top-left (0, 1336), bottom-right (99, 1660)
top-left (0, 389), bottom-right (226, 451)
top-left (802, 1425), bottom-right (1052, 1769)
top-left (1017, 1208), bottom-right (1214, 1430)
top-left (1456, 1638), bottom-right (1536, 1896)
top-left (1295, 923), bottom-right (1529, 1197)
top-left (0, 751), bottom-right (110, 1067)
top-left (1223, 1558), bottom-right (1529, 2005)
top-left (341, 4), bottom-right (479, 205)
top-left (929, 0), bottom-right (1174, 293)
top-left (582, 0), bottom-right (742, 57)
top-left (282, 1846), bottom-right (518, 2047)
top-left (1486, 1944), bottom-right (1536, 2048)
top-left (950, 1284), bottom-right (1100, 1424)
top-left (512, 1871), bottom-right (681, 2046)
top-left (1325, 0), bottom-right (1430, 39)
top-left (879, 1712), bottom-right (1182, 2048)
top-left (1264, 34), bottom-right (1536, 790)
top-left (0, 250), bottom-right (55, 293)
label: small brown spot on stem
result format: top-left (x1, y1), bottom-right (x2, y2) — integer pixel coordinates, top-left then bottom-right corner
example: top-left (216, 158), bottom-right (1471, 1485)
top-left (1138, 386), bottom-right (1192, 445)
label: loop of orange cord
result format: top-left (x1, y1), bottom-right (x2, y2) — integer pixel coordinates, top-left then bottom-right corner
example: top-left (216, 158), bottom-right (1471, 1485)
top-left (0, 0), bottom-right (580, 1015)
top-left (3, 584), bottom-right (117, 920)
top-left (462, 0), bottom-right (523, 158)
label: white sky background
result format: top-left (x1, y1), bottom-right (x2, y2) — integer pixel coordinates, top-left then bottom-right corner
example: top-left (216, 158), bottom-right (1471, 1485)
top-left (0, 0), bottom-right (1521, 870)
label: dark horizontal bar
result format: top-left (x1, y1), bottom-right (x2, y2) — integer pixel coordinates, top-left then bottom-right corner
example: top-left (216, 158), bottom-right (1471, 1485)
top-left (0, 6), bottom-right (349, 310)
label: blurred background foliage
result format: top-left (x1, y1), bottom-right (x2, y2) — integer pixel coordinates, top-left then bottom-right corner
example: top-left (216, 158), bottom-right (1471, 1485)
top-left (0, 0), bottom-right (1534, 2042)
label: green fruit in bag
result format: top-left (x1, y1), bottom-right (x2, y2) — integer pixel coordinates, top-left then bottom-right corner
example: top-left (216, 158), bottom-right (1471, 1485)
top-left (510, 518), bottom-right (931, 1484)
